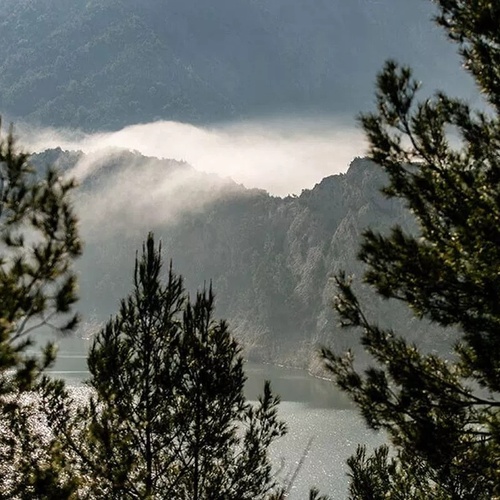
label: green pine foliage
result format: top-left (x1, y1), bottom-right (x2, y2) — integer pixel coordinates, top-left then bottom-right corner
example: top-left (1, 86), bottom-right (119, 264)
top-left (0, 121), bottom-right (82, 497)
top-left (322, 0), bottom-right (500, 498)
top-left (44, 234), bottom-right (286, 499)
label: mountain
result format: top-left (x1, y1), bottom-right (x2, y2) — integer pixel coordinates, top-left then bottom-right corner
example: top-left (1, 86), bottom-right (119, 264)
top-left (31, 149), bottom-right (454, 369)
top-left (0, 0), bottom-right (475, 131)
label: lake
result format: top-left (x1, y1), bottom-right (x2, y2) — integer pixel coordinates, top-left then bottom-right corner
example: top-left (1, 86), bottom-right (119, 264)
top-left (48, 348), bottom-right (383, 499)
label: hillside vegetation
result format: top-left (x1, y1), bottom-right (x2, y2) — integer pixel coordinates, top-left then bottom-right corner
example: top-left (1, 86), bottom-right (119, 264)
top-left (0, 0), bottom-right (472, 130)
top-left (31, 149), bottom-right (451, 368)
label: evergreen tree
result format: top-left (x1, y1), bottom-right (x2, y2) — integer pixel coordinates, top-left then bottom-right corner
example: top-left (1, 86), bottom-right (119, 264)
top-left (322, 1), bottom-right (500, 498)
top-left (46, 234), bottom-right (286, 499)
top-left (0, 121), bottom-right (82, 497)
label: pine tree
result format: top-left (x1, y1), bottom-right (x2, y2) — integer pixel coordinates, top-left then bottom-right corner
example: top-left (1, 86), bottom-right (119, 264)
top-left (46, 234), bottom-right (286, 499)
top-left (0, 121), bottom-right (82, 497)
top-left (322, 1), bottom-right (500, 498)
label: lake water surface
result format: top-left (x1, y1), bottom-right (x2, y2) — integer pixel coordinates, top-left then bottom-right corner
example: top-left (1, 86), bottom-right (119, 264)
top-left (48, 349), bottom-right (383, 499)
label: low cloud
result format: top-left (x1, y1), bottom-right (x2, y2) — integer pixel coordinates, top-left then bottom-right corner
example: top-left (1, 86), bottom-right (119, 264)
top-left (16, 117), bottom-right (367, 242)
top-left (19, 117), bottom-right (366, 196)
top-left (74, 152), bottom-right (243, 241)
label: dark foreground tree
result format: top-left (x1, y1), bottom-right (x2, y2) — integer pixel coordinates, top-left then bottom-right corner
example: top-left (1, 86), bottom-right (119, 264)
top-left (0, 121), bottom-right (82, 497)
top-left (322, 1), bottom-right (500, 499)
top-left (46, 234), bottom-right (286, 499)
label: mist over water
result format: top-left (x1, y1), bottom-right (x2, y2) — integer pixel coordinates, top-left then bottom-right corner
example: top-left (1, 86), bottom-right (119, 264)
top-left (19, 117), bottom-right (366, 197)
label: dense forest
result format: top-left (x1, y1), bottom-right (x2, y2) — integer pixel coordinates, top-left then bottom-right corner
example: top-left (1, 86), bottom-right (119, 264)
top-left (0, 0), bottom-right (474, 130)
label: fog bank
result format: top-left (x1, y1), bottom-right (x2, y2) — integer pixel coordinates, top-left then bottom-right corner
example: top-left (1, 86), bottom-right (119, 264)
top-left (20, 118), bottom-right (366, 196)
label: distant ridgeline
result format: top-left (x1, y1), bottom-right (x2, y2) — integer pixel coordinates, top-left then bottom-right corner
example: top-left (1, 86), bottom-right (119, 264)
top-left (31, 149), bottom-right (455, 368)
top-left (0, 0), bottom-right (471, 130)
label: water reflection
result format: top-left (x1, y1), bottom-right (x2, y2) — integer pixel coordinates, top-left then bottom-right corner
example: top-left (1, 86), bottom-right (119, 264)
top-left (245, 363), bottom-right (352, 409)
top-left (48, 353), bottom-right (352, 411)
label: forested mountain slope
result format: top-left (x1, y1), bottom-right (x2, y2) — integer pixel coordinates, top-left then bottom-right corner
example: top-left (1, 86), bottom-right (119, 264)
top-left (0, 0), bottom-right (472, 130)
top-left (31, 149), bottom-right (453, 368)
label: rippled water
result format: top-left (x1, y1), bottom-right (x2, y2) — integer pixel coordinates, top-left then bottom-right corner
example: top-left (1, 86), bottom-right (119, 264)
top-left (244, 363), bottom-right (383, 499)
top-left (47, 351), bottom-right (383, 499)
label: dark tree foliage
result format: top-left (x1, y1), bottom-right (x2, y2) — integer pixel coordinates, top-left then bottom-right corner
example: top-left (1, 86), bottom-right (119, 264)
top-left (0, 121), bottom-right (82, 497)
top-left (322, 1), bottom-right (500, 498)
top-left (45, 234), bottom-right (286, 499)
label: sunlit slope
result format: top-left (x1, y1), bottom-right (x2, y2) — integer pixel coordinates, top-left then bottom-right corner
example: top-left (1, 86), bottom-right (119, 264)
top-left (0, 0), bottom-right (473, 130)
